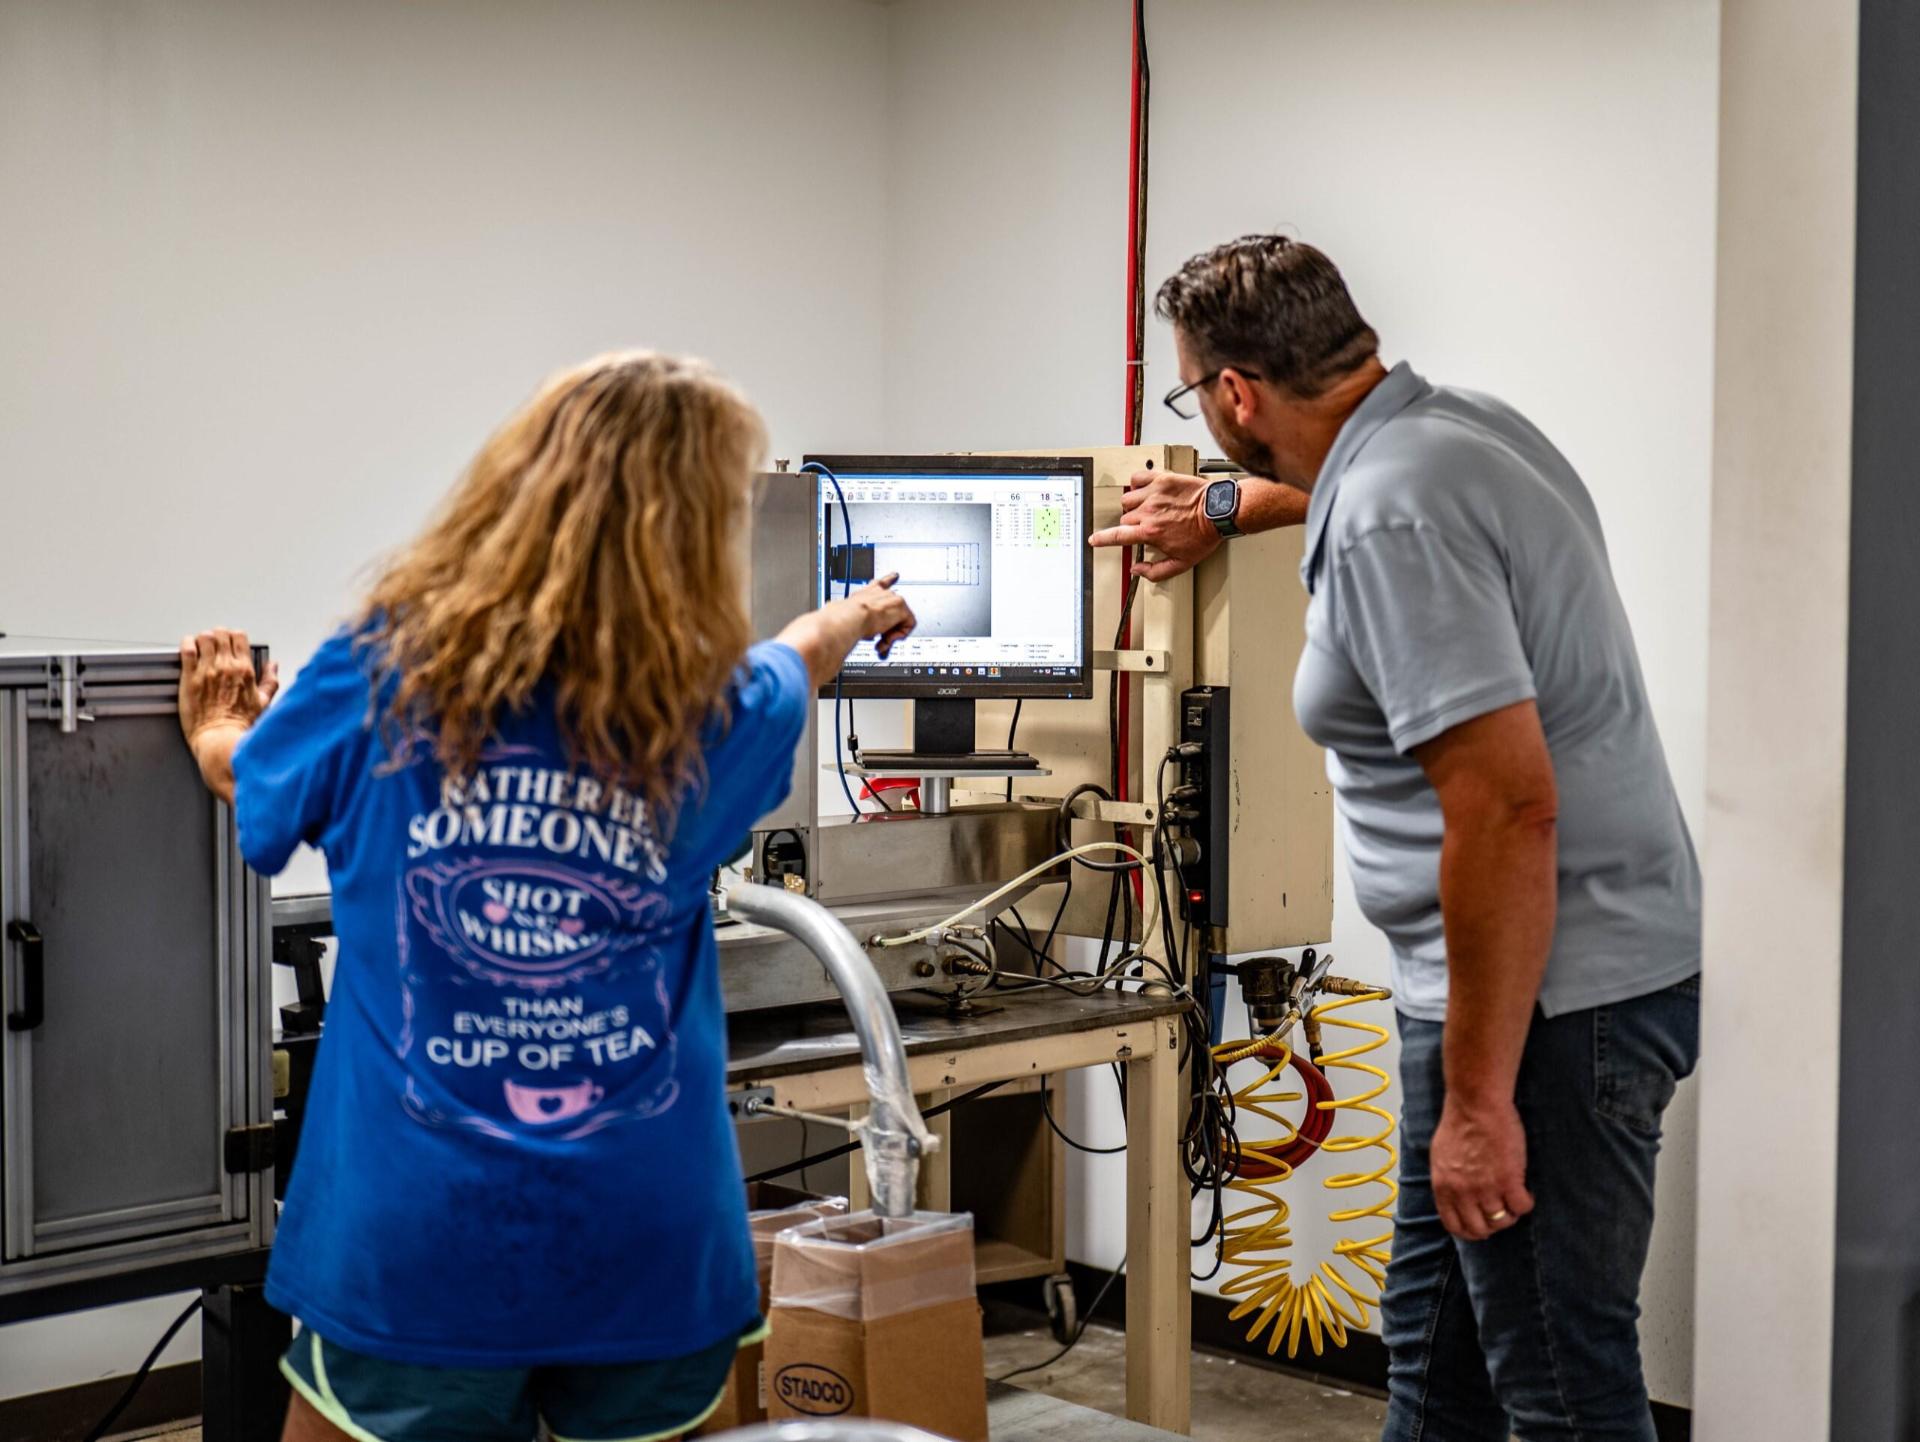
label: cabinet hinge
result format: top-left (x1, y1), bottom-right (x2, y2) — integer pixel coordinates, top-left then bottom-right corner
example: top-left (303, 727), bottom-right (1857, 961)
top-left (224, 1123), bottom-right (276, 1175)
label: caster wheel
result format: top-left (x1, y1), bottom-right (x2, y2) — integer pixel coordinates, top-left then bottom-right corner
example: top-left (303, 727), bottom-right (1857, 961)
top-left (1043, 1272), bottom-right (1078, 1344)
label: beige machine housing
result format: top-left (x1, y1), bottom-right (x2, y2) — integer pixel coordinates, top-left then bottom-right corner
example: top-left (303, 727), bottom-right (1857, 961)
top-left (969, 445), bottom-right (1332, 954)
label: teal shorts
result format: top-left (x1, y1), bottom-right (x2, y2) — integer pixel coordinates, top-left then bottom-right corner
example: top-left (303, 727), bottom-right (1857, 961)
top-left (280, 1319), bottom-right (766, 1442)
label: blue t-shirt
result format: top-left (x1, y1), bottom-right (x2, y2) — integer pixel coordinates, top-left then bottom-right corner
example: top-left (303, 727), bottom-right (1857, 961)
top-left (233, 632), bottom-right (810, 1367)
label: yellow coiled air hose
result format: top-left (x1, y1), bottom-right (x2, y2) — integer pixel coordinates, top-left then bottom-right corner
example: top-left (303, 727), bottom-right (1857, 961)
top-left (1212, 985), bottom-right (1398, 1358)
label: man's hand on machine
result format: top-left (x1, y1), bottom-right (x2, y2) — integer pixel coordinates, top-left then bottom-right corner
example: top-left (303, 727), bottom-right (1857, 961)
top-left (1087, 470), bottom-right (1221, 582)
top-left (781, 573), bottom-right (918, 688)
top-left (178, 628), bottom-right (279, 804)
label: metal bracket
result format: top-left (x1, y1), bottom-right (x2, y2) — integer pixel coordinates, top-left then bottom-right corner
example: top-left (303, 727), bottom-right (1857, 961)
top-left (1064, 794), bottom-right (1158, 827)
top-left (725, 1086), bottom-right (776, 1121)
top-left (223, 1123), bottom-right (276, 1175)
top-left (950, 789), bottom-right (1158, 826)
top-left (1094, 648), bottom-right (1172, 675)
top-left (43, 656), bottom-right (93, 733)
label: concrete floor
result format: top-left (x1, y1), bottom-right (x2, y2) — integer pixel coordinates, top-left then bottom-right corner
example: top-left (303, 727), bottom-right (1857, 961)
top-left (985, 1322), bottom-right (1388, 1442)
top-left (115, 1325), bottom-right (1388, 1442)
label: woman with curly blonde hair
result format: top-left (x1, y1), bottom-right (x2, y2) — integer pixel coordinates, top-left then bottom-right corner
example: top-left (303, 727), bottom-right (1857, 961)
top-left (178, 351), bottom-right (914, 1442)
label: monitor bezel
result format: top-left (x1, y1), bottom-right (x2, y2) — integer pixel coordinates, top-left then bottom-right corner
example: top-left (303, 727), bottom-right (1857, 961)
top-left (803, 453), bottom-right (1096, 702)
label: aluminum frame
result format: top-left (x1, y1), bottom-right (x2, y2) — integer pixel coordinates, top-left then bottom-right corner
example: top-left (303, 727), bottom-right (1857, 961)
top-left (0, 647), bottom-right (274, 1299)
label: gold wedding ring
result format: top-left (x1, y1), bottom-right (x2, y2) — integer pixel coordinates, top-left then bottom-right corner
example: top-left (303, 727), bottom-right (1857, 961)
top-left (1488, 1208), bottom-right (1510, 1223)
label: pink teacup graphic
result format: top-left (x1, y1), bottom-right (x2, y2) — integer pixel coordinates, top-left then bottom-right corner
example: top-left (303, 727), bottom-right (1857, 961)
top-left (503, 1077), bottom-right (605, 1125)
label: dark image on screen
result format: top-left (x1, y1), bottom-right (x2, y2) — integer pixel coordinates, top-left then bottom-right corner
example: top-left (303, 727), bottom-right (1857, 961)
top-left (827, 502), bottom-right (993, 639)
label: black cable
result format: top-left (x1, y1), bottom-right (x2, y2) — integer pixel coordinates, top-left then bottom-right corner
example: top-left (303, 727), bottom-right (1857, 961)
top-left (993, 1257), bottom-right (1128, 1384)
top-left (1145, 747), bottom-right (1246, 1252)
top-left (758, 828), bottom-right (808, 889)
top-left (1056, 784), bottom-right (1140, 874)
top-left (845, 700), bottom-right (892, 811)
top-left (1004, 699), bottom-right (1023, 802)
top-left (806, 459), bottom-right (896, 819)
top-left (999, 907), bottom-right (1045, 974)
top-left (83, 1295), bottom-right (203, 1442)
top-left (970, 953), bottom-right (1162, 1001)
top-left (1106, 577), bottom-right (1142, 969)
top-left (1041, 1088), bottom-right (1126, 1156)
top-left (743, 1080), bottom-right (1010, 1185)
top-left (1038, 873), bottom-right (1073, 967)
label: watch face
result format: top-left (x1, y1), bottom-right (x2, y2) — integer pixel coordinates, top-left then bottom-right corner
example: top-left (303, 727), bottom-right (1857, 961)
top-left (1205, 479), bottom-right (1238, 520)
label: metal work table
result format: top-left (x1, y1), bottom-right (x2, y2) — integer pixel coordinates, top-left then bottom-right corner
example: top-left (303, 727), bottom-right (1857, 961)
top-left (729, 987), bottom-right (1194, 1435)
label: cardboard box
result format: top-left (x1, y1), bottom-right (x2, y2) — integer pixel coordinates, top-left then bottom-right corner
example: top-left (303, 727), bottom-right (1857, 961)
top-left (764, 1212), bottom-right (987, 1442)
top-left (703, 1186), bottom-right (849, 1434)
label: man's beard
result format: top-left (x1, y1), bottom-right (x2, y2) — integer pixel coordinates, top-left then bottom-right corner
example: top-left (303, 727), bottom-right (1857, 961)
top-left (1211, 414), bottom-right (1278, 482)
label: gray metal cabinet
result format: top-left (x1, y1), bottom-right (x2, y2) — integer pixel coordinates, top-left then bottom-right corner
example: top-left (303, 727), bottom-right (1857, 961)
top-left (0, 642), bottom-right (274, 1299)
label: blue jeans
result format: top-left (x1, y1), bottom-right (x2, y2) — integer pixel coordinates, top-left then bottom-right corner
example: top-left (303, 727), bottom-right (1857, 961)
top-left (1381, 976), bottom-right (1699, 1442)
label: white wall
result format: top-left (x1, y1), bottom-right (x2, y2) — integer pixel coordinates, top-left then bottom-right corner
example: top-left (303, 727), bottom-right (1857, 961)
top-left (881, 0), bottom-right (1720, 1407)
top-left (1692, 1), bottom-right (1856, 1437)
top-left (0, 0), bottom-right (891, 1401)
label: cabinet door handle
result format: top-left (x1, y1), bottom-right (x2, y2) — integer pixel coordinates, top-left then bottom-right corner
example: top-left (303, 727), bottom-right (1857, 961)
top-left (7, 920), bottom-right (43, 1032)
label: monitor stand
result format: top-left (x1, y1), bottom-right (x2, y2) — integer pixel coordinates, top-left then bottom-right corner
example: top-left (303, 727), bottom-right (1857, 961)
top-left (853, 699), bottom-right (1040, 814)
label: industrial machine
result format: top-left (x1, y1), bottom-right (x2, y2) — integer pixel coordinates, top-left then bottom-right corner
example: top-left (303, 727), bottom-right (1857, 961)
top-left (724, 456), bottom-right (1100, 1013)
top-left (723, 445), bottom-right (1357, 1340)
top-left (0, 639), bottom-right (276, 1301)
top-left (731, 446), bottom-right (1333, 1013)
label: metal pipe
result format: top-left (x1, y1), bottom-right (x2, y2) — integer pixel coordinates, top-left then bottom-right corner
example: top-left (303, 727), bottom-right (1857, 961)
top-left (725, 883), bottom-right (935, 1217)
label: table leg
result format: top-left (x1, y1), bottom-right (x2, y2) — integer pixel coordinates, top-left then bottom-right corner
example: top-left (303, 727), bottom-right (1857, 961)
top-left (201, 1282), bottom-right (290, 1442)
top-left (1125, 1015), bottom-right (1191, 1432)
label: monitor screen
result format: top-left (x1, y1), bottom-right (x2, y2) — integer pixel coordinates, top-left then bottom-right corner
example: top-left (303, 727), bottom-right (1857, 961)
top-left (804, 454), bottom-right (1093, 700)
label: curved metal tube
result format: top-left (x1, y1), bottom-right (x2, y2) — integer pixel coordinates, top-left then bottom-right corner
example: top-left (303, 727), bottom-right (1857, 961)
top-left (726, 883), bottom-right (935, 1217)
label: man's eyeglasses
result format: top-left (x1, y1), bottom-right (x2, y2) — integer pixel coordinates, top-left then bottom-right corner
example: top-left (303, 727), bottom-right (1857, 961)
top-left (1162, 366), bottom-right (1264, 421)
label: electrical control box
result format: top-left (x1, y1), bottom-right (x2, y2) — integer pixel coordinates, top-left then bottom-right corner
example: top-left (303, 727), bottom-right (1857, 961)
top-left (1172, 686), bottom-right (1231, 930)
top-left (1193, 522), bottom-right (1334, 951)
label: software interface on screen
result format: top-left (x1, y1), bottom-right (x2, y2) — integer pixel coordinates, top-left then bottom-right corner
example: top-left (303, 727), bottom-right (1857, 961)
top-left (817, 470), bottom-right (1085, 684)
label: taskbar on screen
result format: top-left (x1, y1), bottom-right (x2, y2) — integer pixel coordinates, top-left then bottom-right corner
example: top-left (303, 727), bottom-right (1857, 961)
top-left (839, 662), bottom-right (1079, 683)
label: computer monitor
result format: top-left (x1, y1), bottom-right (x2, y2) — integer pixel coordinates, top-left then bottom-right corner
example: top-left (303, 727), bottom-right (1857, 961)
top-left (805, 454), bottom-right (1093, 757)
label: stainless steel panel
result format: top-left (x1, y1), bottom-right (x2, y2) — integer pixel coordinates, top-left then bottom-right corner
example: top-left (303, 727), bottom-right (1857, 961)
top-left (21, 711), bottom-right (229, 1252)
top-left (719, 895), bottom-right (951, 1013)
top-left (749, 471), bottom-right (817, 840)
top-left (812, 804), bottom-right (1063, 907)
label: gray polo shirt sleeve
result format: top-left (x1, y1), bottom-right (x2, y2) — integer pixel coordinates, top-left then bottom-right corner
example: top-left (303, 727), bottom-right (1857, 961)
top-left (1333, 523), bottom-right (1537, 754)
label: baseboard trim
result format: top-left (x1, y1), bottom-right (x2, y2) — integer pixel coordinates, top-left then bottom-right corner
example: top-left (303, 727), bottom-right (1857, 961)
top-left (988, 1262), bottom-right (1692, 1442)
top-left (0, 1359), bottom-right (200, 1442)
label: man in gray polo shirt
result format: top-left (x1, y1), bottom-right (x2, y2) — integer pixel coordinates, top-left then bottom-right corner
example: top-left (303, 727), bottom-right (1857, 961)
top-left (1093, 234), bottom-right (1700, 1442)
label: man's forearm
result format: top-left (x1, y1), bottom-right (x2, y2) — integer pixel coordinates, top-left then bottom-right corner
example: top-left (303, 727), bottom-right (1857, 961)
top-left (1439, 813), bottom-right (1557, 1104)
top-left (1236, 477), bottom-right (1311, 535)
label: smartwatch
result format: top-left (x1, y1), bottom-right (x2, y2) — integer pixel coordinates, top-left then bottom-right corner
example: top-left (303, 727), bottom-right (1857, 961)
top-left (1204, 478), bottom-right (1243, 539)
